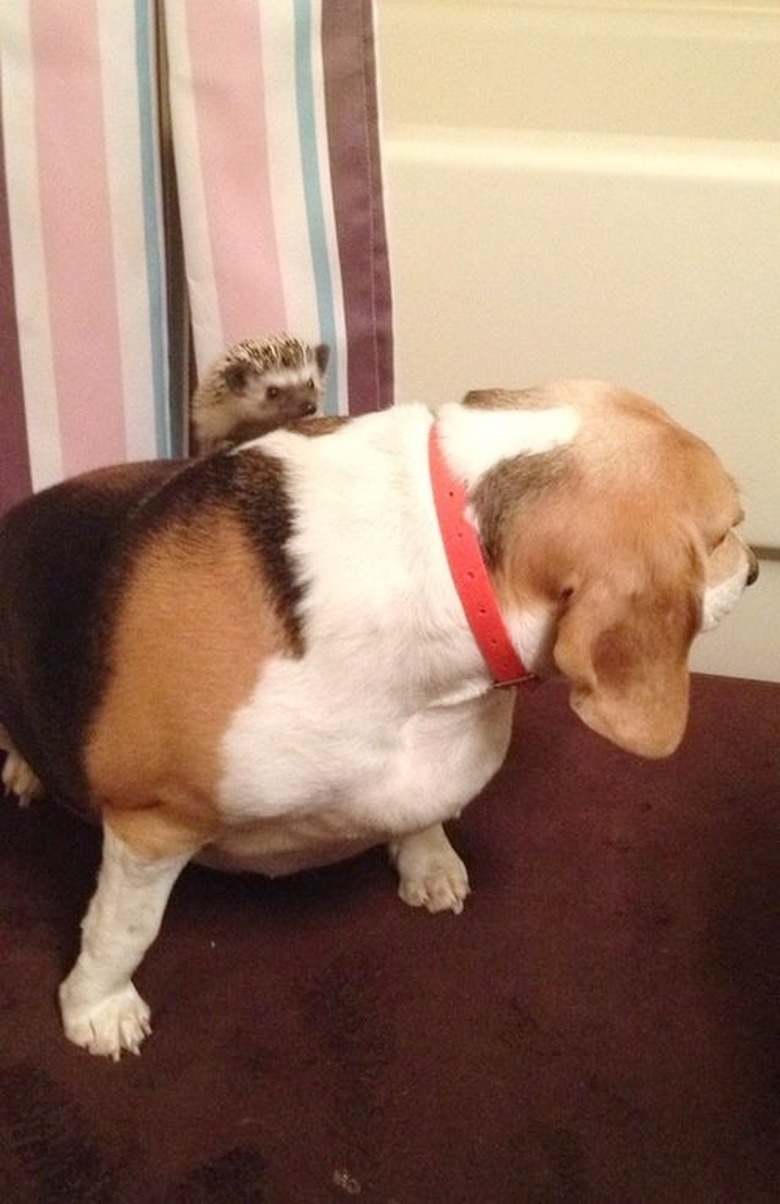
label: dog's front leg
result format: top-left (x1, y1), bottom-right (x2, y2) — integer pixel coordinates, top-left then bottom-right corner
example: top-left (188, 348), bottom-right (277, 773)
top-left (58, 823), bottom-right (190, 1060)
top-left (389, 824), bottom-right (471, 915)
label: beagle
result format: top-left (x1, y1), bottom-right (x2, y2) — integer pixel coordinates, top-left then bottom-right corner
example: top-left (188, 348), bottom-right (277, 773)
top-left (0, 381), bottom-right (756, 1059)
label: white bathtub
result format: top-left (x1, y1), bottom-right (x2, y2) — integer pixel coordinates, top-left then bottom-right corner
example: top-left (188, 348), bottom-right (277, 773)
top-left (378, 0), bottom-right (780, 681)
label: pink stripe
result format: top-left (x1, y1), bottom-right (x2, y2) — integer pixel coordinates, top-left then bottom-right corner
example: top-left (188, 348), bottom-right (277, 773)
top-left (186, 2), bottom-right (286, 343)
top-left (30, 0), bottom-right (127, 476)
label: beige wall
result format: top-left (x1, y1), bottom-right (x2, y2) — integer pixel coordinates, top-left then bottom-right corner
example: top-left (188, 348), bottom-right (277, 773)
top-left (378, 0), bottom-right (780, 681)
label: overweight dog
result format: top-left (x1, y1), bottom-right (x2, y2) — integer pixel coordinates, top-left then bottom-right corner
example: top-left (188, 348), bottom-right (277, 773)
top-left (0, 381), bottom-right (757, 1058)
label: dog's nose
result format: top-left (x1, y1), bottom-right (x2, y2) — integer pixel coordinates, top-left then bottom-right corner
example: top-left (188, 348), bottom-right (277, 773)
top-left (747, 548), bottom-right (759, 586)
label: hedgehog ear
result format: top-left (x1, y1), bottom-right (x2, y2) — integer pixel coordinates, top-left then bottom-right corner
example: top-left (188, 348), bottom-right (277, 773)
top-left (224, 363), bottom-right (250, 395)
top-left (315, 343), bottom-right (330, 374)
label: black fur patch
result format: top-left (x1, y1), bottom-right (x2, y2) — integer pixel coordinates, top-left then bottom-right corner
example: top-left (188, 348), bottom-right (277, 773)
top-left (0, 462), bottom-right (188, 806)
top-left (111, 450), bottom-right (305, 647)
top-left (0, 450), bottom-right (304, 807)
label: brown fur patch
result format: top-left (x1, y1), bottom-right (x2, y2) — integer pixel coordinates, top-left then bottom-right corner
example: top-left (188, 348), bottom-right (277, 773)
top-left (285, 415), bottom-right (352, 437)
top-left (463, 388), bottom-right (551, 411)
top-left (126, 451), bottom-right (306, 655)
top-left (85, 511), bottom-right (289, 857)
top-left (471, 447), bottom-right (578, 571)
top-left (465, 381), bottom-right (747, 756)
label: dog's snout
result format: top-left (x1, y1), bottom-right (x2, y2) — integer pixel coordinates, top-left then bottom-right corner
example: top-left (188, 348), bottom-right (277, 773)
top-left (747, 548), bottom-right (759, 586)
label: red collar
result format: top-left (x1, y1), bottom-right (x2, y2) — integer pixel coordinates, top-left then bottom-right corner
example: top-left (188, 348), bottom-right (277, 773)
top-left (428, 422), bottom-right (530, 687)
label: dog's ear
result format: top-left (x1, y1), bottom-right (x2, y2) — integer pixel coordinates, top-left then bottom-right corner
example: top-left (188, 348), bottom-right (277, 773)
top-left (552, 558), bottom-right (701, 758)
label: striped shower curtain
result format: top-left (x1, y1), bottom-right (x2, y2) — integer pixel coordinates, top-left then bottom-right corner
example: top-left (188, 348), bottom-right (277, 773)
top-left (0, 1), bottom-right (393, 512)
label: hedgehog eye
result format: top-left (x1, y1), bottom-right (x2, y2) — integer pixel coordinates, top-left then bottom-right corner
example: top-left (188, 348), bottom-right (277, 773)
top-left (266, 386), bottom-right (280, 400)
top-left (306, 378), bottom-right (315, 390)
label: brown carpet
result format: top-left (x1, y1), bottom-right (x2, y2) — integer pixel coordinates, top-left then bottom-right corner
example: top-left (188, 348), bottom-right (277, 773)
top-left (1, 674), bottom-right (779, 1203)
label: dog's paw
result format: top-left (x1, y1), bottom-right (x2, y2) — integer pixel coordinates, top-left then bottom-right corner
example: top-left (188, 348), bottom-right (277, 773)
top-left (392, 827), bottom-right (471, 915)
top-left (398, 859), bottom-right (471, 914)
top-left (1, 750), bottom-right (43, 807)
top-left (59, 981), bottom-right (151, 1061)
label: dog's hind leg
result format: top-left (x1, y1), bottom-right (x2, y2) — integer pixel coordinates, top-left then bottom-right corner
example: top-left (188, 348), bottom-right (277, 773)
top-left (58, 820), bottom-right (192, 1060)
top-left (0, 724), bottom-right (44, 806)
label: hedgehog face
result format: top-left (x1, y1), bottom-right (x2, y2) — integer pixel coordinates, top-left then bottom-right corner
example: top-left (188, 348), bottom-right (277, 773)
top-left (228, 364), bottom-right (323, 424)
top-left (191, 336), bottom-right (330, 454)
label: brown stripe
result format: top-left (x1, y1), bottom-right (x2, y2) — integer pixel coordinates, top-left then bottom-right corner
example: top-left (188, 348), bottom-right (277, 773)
top-left (156, 1), bottom-right (192, 457)
top-left (0, 86), bottom-right (33, 514)
top-left (321, 0), bottom-right (394, 415)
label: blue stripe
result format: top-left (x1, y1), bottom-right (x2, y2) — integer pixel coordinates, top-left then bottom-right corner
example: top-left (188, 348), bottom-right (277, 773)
top-left (134, 0), bottom-right (171, 455)
top-left (292, 0), bottom-right (339, 415)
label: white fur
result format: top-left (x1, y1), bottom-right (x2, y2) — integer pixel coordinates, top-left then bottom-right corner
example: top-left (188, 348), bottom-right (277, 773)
top-left (390, 824), bottom-right (471, 914)
top-left (212, 403), bottom-right (571, 872)
top-left (702, 559), bottom-right (751, 631)
top-left (260, 365), bottom-right (317, 390)
top-left (505, 608), bottom-right (558, 676)
top-left (436, 401), bottom-right (580, 484)
top-left (1, 750), bottom-right (42, 806)
top-left (59, 827), bottom-right (189, 1060)
top-left (0, 724), bottom-right (43, 806)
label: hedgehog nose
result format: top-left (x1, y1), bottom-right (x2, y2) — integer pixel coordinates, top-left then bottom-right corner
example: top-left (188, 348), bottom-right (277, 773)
top-left (302, 400), bottom-right (317, 416)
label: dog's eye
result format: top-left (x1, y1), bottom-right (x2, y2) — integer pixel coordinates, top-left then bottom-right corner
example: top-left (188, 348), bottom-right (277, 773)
top-left (707, 529), bottom-right (737, 556)
top-left (267, 386), bottom-right (280, 400)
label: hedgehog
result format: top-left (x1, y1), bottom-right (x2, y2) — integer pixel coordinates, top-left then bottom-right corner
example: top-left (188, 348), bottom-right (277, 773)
top-left (190, 334), bottom-right (330, 455)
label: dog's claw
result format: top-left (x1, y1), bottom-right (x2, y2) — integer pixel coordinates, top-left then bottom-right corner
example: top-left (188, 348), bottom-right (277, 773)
top-left (1, 750), bottom-right (43, 807)
top-left (398, 869), bottom-right (471, 914)
top-left (59, 981), bottom-right (152, 1060)
top-left (391, 827), bottom-right (471, 916)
